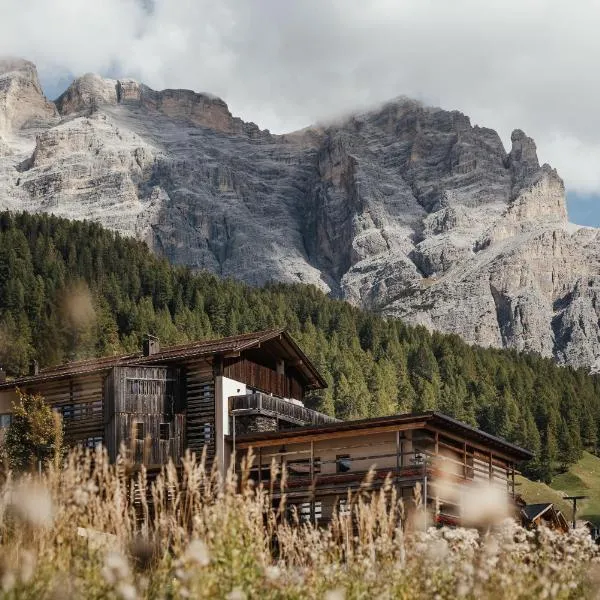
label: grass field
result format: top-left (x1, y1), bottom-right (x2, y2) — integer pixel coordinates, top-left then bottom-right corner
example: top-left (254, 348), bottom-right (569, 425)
top-left (0, 448), bottom-right (596, 599)
top-left (518, 451), bottom-right (600, 524)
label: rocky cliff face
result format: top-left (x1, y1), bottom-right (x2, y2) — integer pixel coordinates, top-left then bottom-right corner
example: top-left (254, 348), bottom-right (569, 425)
top-left (2, 59), bottom-right (600, 369)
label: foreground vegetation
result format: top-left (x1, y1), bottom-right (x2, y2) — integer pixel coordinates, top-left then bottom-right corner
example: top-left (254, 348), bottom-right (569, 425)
top-left (0, 448), bottom-right (596, 600)
top-left (1, 211), bottom-right (600, 480)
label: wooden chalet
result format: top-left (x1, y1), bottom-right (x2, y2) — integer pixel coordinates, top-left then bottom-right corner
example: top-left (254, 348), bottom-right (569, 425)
top-left (0, 328), bottom-right (534, 528)
top-left (232, 412), bottom-right (533, 527)
top-left (0, 329), bottom-right (334, 474)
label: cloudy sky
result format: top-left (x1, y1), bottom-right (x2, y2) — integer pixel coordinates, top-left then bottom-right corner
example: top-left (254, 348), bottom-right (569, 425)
top-left (1, 0), bottom-right (599, 224)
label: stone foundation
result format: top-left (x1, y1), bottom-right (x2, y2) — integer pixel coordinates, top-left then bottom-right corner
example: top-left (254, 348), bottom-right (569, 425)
top-left (234, 415), bottom-right (279, 435)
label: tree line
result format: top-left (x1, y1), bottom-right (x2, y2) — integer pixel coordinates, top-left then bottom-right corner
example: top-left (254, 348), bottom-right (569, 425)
top-left (0, 210), bottom-right (597, 480)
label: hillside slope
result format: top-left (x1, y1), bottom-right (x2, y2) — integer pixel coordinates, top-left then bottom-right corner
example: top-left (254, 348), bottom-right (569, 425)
top-left (2, 59), bottom-right (600, 368)
top-left (519, 451), bottom-right (600, 524)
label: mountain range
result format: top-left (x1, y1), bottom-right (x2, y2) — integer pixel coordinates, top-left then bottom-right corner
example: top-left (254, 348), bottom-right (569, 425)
top-left (1, 57), bottom-right (600, 369)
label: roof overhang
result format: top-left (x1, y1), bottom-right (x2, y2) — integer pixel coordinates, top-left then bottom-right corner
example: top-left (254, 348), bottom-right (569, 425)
top-left (0, 328), bottom-right (328, 391)
top-left (232, 410), bottom-right (533, 462)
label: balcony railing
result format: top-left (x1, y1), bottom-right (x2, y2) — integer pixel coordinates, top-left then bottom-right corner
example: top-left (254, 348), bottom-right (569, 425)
top-left (229, 392), bottom-right (340, 426)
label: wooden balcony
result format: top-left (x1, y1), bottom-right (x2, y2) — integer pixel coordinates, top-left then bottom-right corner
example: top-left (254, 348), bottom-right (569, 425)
top-left (229, 392), bottom-right (340, 427)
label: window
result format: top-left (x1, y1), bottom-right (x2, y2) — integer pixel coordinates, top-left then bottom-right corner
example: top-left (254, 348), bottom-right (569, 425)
top-left (338, 498), bottom-right (351, 517)
top-left (298, 501), bottom-right (322, 524)
top-left (81, 436), bottom-right (103, 450)
top-left (203, 423), bottom-right (212, 444)
top-left (336, 455), bottom-right (351, 473)
top-left (60, 401), bottom-right (101, 420)
top-left (0, 414), bottom-right (12, 428)
top-left (159, 423), bottom-right (170, 441)
top-left (135, 422), bottom-right (145, 440)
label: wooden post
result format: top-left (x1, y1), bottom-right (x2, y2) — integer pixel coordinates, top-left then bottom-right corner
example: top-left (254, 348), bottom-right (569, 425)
top-left (511, 463), bottom-right (515, 498)
top-left (395, 430), bottom-right (400, 487)
top-left (463, 442), bottom-right (467, 480)
top-left (433, 431), bottom-right (439, 523)
top-left (423, 474), bottom-right (428, 528)
top-left (258, 447), bottom-right (262, 487)
top-left (310, 441), bottom-right (315, 525)
top-left (489, 452), bottom-right (493, 482)
top-left (564, 495), bottom-right (588, 529)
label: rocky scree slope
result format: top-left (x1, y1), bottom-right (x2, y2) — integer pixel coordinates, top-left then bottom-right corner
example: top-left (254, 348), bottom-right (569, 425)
top-left (1, 58), bottom-right (599, 369)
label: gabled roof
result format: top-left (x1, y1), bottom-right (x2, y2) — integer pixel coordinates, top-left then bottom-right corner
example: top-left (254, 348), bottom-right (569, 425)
top-left (522, 503), bottom-right (554, 522)
top-left (521, 503), bottom-right (570, 532)
top-left (0, 329), bottom-right (327, 390)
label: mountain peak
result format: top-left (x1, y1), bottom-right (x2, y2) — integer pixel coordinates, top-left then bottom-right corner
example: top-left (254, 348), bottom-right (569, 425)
top-left (0, 56), bottom-right (58, 136)
top-left (0, 57), bottom-right (38, 79)
top-left (55, 73), bottom-right (119, 114)
top-left (55, 72), bottom-right (263, 135)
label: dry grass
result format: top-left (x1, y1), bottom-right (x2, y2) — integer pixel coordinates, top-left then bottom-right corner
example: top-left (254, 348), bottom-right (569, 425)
top-left (0, 448), bottom-right (596, 599)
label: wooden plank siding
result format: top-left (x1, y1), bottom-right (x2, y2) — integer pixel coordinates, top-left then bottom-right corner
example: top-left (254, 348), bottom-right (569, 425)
top-left (183, 359), bottom-right (216, 465)
top-left (21, 373), bottom-right (105, 447)
top-left (104, 366), bottom-right (184, 465)
top-left (236, 424), bottom-right (517, 527)
top-left (224, 357), bottom-right (303, 400)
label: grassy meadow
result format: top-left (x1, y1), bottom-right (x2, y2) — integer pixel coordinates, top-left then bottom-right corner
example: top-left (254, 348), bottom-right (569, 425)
top-left (0, 448), bottom-right (596, 600)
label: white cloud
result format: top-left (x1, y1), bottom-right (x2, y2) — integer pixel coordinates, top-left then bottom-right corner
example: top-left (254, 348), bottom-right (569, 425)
top-left (1, 0), bottom-right (600, 195)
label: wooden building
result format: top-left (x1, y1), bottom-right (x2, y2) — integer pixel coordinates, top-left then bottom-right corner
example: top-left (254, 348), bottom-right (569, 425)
top-left (0, 329), bottom-right (334, 473)
top-left (232, 412), bottom-right (533, 527)
top-left (519, 502), bottom-right (570, 533)
top-left (0, 328), bottom-right (533, 528)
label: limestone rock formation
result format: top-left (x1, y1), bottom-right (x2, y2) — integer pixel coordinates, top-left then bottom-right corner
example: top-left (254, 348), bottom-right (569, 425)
top-left (2, 59), bottom-right (600, 369)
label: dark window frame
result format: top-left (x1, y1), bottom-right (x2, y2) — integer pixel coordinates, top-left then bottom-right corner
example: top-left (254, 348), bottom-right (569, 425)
top-left (134, 422), bottom-right (145, 440)
top-left (159, 422), bottom-right (170, 441)
top-left (336, 454), bottom-right (351, 473)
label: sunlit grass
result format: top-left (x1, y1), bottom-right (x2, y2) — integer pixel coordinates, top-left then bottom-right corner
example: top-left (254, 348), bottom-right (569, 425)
top-left (0, 448), bottom-right (596, 599)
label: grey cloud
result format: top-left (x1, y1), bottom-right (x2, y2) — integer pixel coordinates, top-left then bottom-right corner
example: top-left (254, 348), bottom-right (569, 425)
top-left (1, 0), bottom-right (600, 194)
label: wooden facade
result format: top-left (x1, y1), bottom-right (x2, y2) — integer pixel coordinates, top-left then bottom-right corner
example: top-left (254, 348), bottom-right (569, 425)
top-left (0, 328), bottom-right (535, 531)
top-left (0, 329), bottom-right (330, 470)
top-left (233, 412), bottom-right (533, 528)
top-left (103, 366), bottom-right (184, 464)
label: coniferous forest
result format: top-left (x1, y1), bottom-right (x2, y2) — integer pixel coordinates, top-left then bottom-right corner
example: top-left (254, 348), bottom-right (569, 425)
top-left (0, 210), bottom-right (598, 480)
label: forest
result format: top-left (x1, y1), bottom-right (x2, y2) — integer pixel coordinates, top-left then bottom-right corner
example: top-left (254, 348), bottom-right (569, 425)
top-left (0, 210), bottom-right (598, 480)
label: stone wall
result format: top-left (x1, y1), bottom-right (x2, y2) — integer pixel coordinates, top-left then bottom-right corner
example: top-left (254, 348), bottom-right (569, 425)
top-left (234, 415), bottom-right (278, 435)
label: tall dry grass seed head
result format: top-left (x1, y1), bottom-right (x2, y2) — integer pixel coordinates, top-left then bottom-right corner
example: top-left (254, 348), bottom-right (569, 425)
top-left (7, 480), bottom-right (54, 527)
top-left (0, 446), bottom-right (595, 598)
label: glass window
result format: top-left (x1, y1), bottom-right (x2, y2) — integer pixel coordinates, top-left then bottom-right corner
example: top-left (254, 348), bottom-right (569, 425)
top-left (81, 436), bottom-right (103, 449)
top-left (336, 455), bottom-right (351, 473)
top-left (159, 423), bottom-right (170, 441)
top-left (0, 414), bottom-right (12, 428)
top-left (135, 422), bottom-right (145, 440)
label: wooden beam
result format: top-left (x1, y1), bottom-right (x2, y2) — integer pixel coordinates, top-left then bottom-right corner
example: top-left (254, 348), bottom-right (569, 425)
top-left (258, 447), bottom-right (262, 487)
top-left (310, 440), bottom-right (315, 524)
top-left (424, 425), bottom-right (517, 463)
top-left (235, 422), bottom-right (426, 450)
top-left (511, 462), bottom-right (515, 498)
